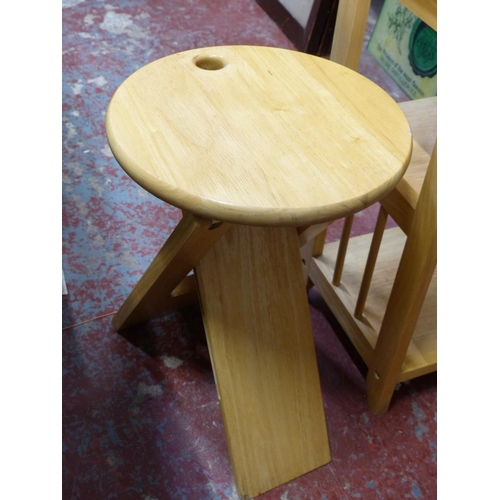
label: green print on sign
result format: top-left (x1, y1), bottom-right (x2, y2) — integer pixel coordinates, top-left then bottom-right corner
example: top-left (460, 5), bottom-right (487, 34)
top-left (367, 0), bottom-right (437, 99)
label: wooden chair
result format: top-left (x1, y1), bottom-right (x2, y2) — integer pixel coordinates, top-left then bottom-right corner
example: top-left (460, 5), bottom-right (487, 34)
top-left (306, 0), bottom-right (437, 414)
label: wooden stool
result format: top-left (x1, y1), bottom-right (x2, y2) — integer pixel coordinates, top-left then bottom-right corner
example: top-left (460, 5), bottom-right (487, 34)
top-left (106, 45), bottom-right (412, 498)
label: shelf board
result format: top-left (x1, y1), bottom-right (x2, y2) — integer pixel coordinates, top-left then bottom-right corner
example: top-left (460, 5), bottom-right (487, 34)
top-left (310, 226), bottom-right (436, 381)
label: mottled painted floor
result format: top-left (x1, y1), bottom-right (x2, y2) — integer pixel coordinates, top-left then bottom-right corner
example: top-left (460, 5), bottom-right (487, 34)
top-left (62, 1), bottom-right (436, 499)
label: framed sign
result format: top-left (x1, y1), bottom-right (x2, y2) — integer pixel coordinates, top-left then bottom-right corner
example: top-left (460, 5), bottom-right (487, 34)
top-left (256, 0), bottom-right (339, 55)
top-left (367, 0), bottom-right (437, 99)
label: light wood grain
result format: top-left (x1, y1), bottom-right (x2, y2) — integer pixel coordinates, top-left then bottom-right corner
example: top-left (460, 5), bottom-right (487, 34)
top-left (366, 144), bottom-right (437, 413)
top-left (112, 213), bottom-right (228, 331)
top-left (300, 237), bottom-right (317, 285)
top-left (316, 1), bottom-right (436, 255)
top-left (333, 214), bottom-right (354, 286)
top-left (195, 225), bottom-right (330, 498)
top-left (297, 222), bottom-right (331, 248)
top-left (330, 0), bottom-right (371, 70)
top-left (309, 0), bottom-right (381, 259)
top-left (309, 227), bottom-right (437, 383)
top-left (382, 97), bottom-right (437, 234)
top-left (105, 42), bottom-right (416, 492)
top-left (308, 138), bottom-right (437, 413)
top-left (354, 205), bottom-right (388, 318)
top-left (312, 229), bottom-right (328, 257)
top-left (314, 96), bottom-right (436, 257)
top-left (106, 45), bottom-right (412, 226)
top-left (307, 2), bottom-right (437, 410)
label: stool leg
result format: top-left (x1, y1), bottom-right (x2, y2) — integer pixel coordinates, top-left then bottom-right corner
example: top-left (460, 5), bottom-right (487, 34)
top-left (195, 225), bottom-right (331, 499)
top-left (112, 212), bottom-right (229, 331)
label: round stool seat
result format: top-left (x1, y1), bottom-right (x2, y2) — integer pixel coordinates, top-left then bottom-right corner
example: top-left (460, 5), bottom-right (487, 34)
top-left (106, 45), bottom-right (412, 226)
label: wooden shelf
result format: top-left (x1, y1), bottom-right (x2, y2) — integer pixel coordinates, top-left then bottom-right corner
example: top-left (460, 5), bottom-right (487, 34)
top-left (309, 226), bottom-right (436, 382)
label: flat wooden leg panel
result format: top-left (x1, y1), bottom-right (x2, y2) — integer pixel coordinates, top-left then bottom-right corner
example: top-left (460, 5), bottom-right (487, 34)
top-left (195, 225), bottom-right (331, 498)
top-left (112, 213), bottom-right (229, 331)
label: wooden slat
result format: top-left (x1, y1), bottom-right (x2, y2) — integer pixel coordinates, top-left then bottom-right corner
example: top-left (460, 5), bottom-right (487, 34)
top-left (310, 249), bottom-right (376, 366)
top-left (333, 214), bottom-right (354, 285)
top-left (309, 227), bottom-right (437, 381)
top-left (354, 206), bottom-right (388, 318)
top-left (195, 225), bottom-right (330, 498)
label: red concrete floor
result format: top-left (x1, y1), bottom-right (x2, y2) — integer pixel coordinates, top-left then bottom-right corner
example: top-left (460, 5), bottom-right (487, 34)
top-left (62, 0), bottom-right (438, 499)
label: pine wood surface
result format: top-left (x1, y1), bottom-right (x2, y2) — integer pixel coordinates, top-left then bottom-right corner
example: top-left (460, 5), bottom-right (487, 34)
top-left (397, 97), bottom-right (437, 202)
top-left (195, 224), bottom-right (330, 498)
top-left (310, 227), bottom-right (436, 382)
top-left (330, 0), bottom-right (372, 70)
top-left (106, 45), bottom-right (412, 226)
top-left (366, 144), bottom-right (437, 413)
top-left (383, 97), bottom-right (437, 233)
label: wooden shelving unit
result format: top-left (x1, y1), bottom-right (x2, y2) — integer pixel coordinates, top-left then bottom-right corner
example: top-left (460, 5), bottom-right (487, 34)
top-left (309, 226), bottom-right (436, 382)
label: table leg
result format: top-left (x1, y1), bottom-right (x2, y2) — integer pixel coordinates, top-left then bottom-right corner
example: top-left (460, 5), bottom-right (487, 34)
top-left (195, 224), bottom-right (331, 499)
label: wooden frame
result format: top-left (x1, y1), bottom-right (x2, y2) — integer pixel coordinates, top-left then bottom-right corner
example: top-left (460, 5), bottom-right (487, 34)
top-left (308, 0), bottom-right (437, 414)
top-left (256, 0), bottom-right (339, 55)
